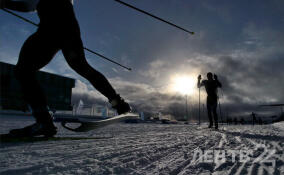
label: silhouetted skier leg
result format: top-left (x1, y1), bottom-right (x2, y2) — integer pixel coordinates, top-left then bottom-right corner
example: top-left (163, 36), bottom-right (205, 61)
top-left (207, 96), bottom-right (218, 129)
top-left (207, 104), bottom-right (213, 128)
top-left (61, 36), bottom-right (130, 115)
top-left (11, 33), bottom-right (59, 137)
top-left (212, 105), bottom-right (218, 129)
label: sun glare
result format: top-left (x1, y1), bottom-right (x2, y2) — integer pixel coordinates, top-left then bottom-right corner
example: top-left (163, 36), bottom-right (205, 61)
top-left (171, 75), bottom-right (197, 95)
top-left (172, 76), bottom-right (197, 95)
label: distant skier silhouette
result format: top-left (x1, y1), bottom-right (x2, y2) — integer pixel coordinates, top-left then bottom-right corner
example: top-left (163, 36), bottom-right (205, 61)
top-left (251, 112), bottom-right (257, 125)
top-left (1, 0), bottom-right (130, 137)
top-left (197, 72), bottom-right (222, 129)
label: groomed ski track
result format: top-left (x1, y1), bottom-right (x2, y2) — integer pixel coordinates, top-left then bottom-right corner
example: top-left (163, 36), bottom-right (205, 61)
top-left (0, 115), bottom-right (283, 174)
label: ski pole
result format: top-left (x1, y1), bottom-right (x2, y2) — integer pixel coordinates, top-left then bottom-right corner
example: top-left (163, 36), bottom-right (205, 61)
top-left (2, 9), bottom-right (38, 26)
top-left (218, 100), bottom-right (223, 124)
top-left (114, 0), bottom-right (194, 35)
top-left (198, 86), bottom-right (201, 125)
top-left (83, 47), bottom-right (131, 71)
top-left (218, 87), bottom-right (224, 124)
top-left (2, 9), bottom-right (132, 71)
top-left (197, 75), bottom-right (201, 125)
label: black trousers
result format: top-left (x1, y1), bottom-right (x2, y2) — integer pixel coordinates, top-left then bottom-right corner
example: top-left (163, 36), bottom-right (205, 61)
top-left (206, 96), bottom-right (218, 126)
top-left (14, 28), bottom-right (117, 120)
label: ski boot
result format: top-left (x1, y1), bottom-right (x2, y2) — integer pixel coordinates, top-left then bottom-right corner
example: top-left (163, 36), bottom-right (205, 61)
top-left (110, 95), bottom-right (131, 115)
top-left (215, 123), bottom-right (219, 130)
top-left (9, 112), bottom-right (57, 137)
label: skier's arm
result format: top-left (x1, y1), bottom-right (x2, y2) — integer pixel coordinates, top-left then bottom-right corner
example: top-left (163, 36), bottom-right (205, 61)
top-left (197, 75), bottom-right (204, 88)
top-left (214, 74), bottom-right (222, 88)
top-left (217, 80), bottom-right (222, 88)
top-left (2, 0), bottom-right (36, 12)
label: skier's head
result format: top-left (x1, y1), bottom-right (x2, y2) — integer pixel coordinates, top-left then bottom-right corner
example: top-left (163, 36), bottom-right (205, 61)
top-left (207, 72), bottom-right (213, 80)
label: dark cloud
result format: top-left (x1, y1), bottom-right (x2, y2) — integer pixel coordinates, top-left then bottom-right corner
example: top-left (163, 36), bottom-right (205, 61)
top-left (1, 0), bottom-right (283, 120)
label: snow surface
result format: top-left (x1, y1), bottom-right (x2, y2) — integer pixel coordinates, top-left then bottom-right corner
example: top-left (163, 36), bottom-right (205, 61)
top-left (0, 115), bottom-right (283, 175)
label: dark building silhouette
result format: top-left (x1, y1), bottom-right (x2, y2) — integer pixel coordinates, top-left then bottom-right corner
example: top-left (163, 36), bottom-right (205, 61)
top-left (0, 62), bottom-right (75, 111)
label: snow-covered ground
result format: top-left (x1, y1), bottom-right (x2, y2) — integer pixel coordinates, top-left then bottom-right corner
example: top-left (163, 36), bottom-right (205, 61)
top-left (0, 115), bottom-right (283, 175)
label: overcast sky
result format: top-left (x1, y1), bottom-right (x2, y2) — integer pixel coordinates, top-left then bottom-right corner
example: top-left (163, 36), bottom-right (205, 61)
top-left (1, 0), bottom-right (284, 119)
